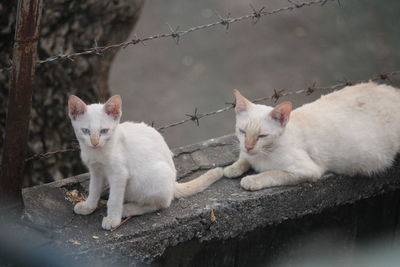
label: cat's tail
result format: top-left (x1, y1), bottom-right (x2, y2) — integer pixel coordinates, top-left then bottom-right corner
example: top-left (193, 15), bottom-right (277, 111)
top-left (174, 167), bottom-right (223, 198)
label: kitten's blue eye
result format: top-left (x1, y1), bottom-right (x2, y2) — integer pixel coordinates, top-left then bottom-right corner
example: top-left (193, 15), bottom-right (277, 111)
top-left (239, 129), bottom-right (246, 135)
top-left (258, 134), bottom-right (268, 139)
top-left (81, 128), bottom-right (90, 135)
top-left (100, 128), bottom-right (109, 135)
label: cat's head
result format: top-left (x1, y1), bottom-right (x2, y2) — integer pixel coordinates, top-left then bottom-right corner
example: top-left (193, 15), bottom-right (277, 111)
top-left (68, 95), bottom-right (122, 149)
top-left (233, 89), bottom-right (292, 155)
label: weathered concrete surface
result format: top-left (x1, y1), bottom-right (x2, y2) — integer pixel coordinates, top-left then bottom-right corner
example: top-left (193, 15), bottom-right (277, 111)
top-left (21, 134), bottom-right (400, 264)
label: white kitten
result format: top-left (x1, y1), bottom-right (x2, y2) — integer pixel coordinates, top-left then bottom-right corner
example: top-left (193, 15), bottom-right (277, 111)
top-left (224, 82), bottom-right (400, 191)
top-left (68, 95), bottom-right (223, 230)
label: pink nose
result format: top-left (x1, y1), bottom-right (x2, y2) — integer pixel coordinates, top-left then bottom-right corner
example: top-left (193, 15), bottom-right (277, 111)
top-left (90, 134), bottom-right (99, 147)
top-left (245, 144), bottom-right (254, 151)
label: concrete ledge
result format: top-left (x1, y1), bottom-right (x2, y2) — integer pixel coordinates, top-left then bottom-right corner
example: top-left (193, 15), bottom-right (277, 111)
top-left (21, 134), bottom-right (400, 264)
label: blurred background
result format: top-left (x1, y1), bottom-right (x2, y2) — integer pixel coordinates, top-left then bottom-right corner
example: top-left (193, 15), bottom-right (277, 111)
top-left (110, 0), bottom-right (400, 148)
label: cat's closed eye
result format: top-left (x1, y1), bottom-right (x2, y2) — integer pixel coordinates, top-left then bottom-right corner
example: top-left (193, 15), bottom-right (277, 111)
top-left (258, 134), bottom-right (268, 139)
top-left (100, 128), bottom-right (109, 135)
top-left (81, 128), bottom-right (90, 134)
top-left (239, 129), bottom-right (246, 135)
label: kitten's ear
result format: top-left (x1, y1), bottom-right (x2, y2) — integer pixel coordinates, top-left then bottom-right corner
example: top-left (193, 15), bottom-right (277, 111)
top-left (104, 95), bottom-right (122, 120)
top-left (234, 89), bottom-right (251, 114)
top-left (269, 101), bottom-right (292, 127)
top-left (68, 95), bottom-right (87, 120)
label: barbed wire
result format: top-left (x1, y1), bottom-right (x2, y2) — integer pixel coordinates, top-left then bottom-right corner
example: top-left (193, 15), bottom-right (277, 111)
top-left (0, 0), bottom-right (337, 73)
top-left (24, 70), bottom-right (400, 161)
top-left (156, 70), bottom-right (400, 131)
top-left (25, 147), bottom-right (80, 162)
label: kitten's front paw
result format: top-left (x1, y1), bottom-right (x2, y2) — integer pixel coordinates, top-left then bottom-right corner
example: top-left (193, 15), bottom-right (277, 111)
top-left (74, 201), bottom-right (96, 215)
top-left (240, 175), bottom-right (264, 191)
top-left (102, 216), bottom-right (121, 230)
top-left (223, 165), bottom-right (243, 178)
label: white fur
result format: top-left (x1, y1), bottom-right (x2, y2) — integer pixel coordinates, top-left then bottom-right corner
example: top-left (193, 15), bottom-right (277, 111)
top-left (224, 82), bottom-right (400, 190)
top-left (69, 96), bottom-right (223, 230)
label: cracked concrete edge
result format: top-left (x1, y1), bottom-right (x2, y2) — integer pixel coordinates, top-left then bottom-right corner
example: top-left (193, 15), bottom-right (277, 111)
top-left (107, 172), bottom-right (400, 263)
top-left (20, 134), bottom-right (400, 263)
top-left (71, 176), bottom-right (400, 264)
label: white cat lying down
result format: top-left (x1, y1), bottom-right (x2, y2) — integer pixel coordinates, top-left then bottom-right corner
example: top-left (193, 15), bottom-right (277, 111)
top-left (224, 82), bottom-right (400, 191)
top-left (68, 95), bottom-right (223, 230)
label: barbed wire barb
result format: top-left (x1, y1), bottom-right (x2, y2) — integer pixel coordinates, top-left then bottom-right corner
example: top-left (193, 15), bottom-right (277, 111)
top-left (250, 4), bottom-right (265, 24)
top-left (93, 39), bottom-right (104, 55)
top-left (133, 33), bottom-right (147, 46)
top-left (185, 107), bottom-right (201, 126)
top-left (166, 23), bottom-right (181, 45)
top-left (272, 89), bottom-right (285, 103)
top-left (306, 81), bottom-right (317, 95)
top-left (215, 11), bottom-right (232, 32)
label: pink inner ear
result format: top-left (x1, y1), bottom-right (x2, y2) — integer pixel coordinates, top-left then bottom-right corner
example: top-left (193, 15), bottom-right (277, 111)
top-left (104, 95), bottom-right (121, 119)
top-left (270, 101), bottom-right (292, 127)
top-left (69, 96), bottom-right (86, 120)
top-left (104, 104), bottom-right (120, 119)
top-left (234, 90), bottom-right (250, 114)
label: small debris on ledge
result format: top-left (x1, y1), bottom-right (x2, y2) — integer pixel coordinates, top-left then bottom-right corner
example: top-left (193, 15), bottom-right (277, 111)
top-left (65, 189), bottom-right (86, 204)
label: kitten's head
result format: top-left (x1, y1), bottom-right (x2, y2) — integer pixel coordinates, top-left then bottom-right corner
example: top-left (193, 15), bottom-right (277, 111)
top-left (68, 95), bottom-right (122, 149)
top-left (233, 89), bottom-right (292, 155)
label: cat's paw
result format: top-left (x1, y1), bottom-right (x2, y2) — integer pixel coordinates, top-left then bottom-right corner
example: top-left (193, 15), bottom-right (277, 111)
top-left (74, 201), bottom-right (96, 215)
top-left (102, 216), bottom-right (121, 230)
top-left (223, 165), bottom-right (243, 178)
top-left (240, 175), bottom-right (264, 191)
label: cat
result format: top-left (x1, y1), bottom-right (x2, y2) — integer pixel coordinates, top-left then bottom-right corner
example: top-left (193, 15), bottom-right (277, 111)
top-left (68, 95), bottom-right (223, 230)
top-left (224, 82), bottom-right (400, 191)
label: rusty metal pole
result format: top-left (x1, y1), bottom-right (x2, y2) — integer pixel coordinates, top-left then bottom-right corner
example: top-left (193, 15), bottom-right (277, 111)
top-left (0, 0), bottom-right (43, 211)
